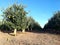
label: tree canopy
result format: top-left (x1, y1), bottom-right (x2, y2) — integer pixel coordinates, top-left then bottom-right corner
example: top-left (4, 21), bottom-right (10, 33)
top-left (0, 4), bottom-right (42, 34)
top-left (0, 4), bottom-right (28, 33)
top-left (44, 11), bottom-right (60, 34)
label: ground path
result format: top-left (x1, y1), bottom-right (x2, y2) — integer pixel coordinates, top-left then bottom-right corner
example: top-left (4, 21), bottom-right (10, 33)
top-left (0, 31), bottom-right (60, 45)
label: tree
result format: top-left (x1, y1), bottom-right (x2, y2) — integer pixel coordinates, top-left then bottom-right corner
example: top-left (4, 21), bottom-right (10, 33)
top-left (2, 4), bottom-right (28, 35)
top-left (27, 17), bottom-right (35, 31)
top-left (27, 17), bottom-right (42, 32)
top-left (44, 11), bottom-right (60, 34)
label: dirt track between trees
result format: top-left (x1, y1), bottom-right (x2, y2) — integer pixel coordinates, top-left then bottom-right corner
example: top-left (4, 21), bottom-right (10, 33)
top-left (0, 31), bottom-right (60, 45)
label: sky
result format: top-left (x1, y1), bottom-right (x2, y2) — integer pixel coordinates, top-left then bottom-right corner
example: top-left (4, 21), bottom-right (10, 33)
top-left (0, 0), bottom-right (60, 28)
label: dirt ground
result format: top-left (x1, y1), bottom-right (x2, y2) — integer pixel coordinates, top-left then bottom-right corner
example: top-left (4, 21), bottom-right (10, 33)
top-left (0, 31), bottom-right (60, 45)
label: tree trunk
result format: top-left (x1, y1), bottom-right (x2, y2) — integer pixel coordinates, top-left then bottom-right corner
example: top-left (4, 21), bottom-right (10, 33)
top-left (22, 29), bottom-right (25, 33)
top-left (28, 28), bottom-right (29, 31)
top-left (14, 29), bottom-right (17, 36)
top-left (31, 28), bottom-right (32, 31)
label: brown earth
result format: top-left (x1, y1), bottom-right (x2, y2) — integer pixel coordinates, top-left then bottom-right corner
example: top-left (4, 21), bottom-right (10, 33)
top-left (0, 31), bottom-right (60, 45)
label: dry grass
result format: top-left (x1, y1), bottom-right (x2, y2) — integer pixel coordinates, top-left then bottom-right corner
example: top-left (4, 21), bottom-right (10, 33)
top-left (0, 31), bottom-right (60, 45)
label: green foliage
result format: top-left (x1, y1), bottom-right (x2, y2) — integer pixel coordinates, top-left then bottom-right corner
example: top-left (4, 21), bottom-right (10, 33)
top-left (0, 4), bottom-right (42, 32)
top-left (2, 4), bottom-right (28, 31)
top-left (33, 22), bottom-right (42, 30)
top-left (44, 11), bottom-right (60, 33)
top-left (27, 17), bottom-right (42, 31)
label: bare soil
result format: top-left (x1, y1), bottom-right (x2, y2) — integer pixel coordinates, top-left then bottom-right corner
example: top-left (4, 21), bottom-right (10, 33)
top-left (0, 31), bottom-right (60, 45)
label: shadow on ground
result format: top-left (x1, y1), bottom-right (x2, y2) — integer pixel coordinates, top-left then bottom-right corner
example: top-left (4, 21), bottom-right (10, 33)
top-left (43, 29), bottom-right (60, 35)
top-left (0, 29), bottom-right (13, 34)
top-left (0, 29), bottom-right (60, 35)
top-left (26, 29), bottom-right (60, 35)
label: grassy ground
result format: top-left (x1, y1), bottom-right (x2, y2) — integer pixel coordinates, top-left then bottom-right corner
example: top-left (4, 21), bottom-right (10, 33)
top-left (0, 31), bottom-right (60, 45)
